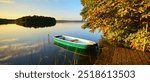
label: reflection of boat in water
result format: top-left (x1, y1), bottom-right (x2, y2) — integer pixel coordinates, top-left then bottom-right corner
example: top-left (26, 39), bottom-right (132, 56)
top-left (54, 41), bottom-right (97, 64)
top-left (54, 41), bottom-right (88, 55)
top-left (53, 35), bottom-right (98, 55)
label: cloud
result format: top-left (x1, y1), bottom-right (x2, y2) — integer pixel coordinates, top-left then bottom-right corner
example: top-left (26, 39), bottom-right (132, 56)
top-left (0, 38), bottom-right (17, 43)
top-left (0, 42), bottom-right (44, 61)
top-left (0, 0), bottom-right (15, 4)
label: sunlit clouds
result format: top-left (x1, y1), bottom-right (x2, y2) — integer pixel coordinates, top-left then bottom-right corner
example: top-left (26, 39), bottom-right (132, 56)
top-left (0, 42), bottom-right (44, 61)
top-left (0, 38), bottom-right (17, 43)
top-left (0, 0), bottom-right (15, 4)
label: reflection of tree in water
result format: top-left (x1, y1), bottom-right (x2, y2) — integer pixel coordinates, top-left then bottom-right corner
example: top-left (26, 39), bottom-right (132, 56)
top-left (0, 19), bottom-right (15, 25)
top-left (0, 15), bottom-right (56, 28)
top-left (15, 15), bottom-right (56, 28)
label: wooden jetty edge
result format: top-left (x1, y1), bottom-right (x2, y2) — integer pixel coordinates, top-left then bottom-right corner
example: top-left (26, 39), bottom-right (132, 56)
top-left (95, 47), bottom-right (150, 65)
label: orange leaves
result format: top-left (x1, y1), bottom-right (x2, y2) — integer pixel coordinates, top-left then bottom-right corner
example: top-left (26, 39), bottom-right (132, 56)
top-left (144, 1), bottom-right (150, 8)
top-left (138, 7), bottom-right (145, 13)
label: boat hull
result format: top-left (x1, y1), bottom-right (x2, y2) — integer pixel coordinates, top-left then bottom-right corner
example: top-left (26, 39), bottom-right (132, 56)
top-left (54, 35), bottom-right (97, 49)
top-left (54, 41), bottom-right (88, 55)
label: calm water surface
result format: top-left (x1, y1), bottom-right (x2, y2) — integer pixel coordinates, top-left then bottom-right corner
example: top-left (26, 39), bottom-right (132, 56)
top-left (0, 23), bottom-right (102, 65)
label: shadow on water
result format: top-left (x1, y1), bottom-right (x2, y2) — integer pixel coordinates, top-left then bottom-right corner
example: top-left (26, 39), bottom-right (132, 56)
top-left (53, 41), bottom-right (98, 65)
top-left (54, 41), bottom-right (97, 55)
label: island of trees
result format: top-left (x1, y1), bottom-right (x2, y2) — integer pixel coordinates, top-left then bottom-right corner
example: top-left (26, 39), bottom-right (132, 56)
top-left (15, 15), bottom-right (56, 28)
top-left (81, 0), bottom-right (150, 52)
top-left (0, 15), bottom-right (56, 28)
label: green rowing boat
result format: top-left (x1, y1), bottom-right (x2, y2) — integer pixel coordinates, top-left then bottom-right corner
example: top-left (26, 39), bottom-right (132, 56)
top-left (54, 35), bottom-right (97, 49)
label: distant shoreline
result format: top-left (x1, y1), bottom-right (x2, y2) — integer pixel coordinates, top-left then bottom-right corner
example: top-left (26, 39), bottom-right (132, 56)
top-left (0, 18), bottom-right (84, 25)
top-left (57, 20), bottom-right (84, 23)
top-left (0, 18), bottom-right (15, 25)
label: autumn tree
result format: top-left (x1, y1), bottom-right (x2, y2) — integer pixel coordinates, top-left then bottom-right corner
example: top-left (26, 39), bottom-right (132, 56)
top-left (81, 0), bottom-right (150, 51)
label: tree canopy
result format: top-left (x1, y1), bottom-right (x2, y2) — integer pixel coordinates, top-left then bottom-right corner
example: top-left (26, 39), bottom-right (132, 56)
top-left (81, 0), bottom-right (150, 51)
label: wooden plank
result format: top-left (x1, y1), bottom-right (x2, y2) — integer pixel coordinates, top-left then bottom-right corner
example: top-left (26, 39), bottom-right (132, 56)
top-left (94, 47), bottom-right (150, 65)
top-left (100, 48), bottom-right (107, 60)
top-left (124, 48), bottom-right (128, 65)
top-left (112, 48), bottom-right (118, 65)
top-left (95, 50), bottom-right (104, 64)
top-left (127, 49), bottom-right (133, 65)
top-left (103, 47), bottom-right (110, 64)
top-left (95, 47), bottom-right (108, 65)
top-left (107, 47), bottom-right (115, 65)
top-left (95, 60), bottom-right (105, 65)
top-left (121, 48), bottom-right (127, 65)
top-left (133, 50), bottom-right (143, 65)
top-left (116, 48), bottom-right (121, 65)
top-left (129, 49), bottom-right (138, 65)
top-left (138, 51), bottom-right (145, 64)
top-left (141, 52), bottom-right (150, 65)
top-left (146, 52), bottom-right (150, 61)
top-left (101, 48), bottom-right (108, 65)
top-left (102, 47), bottom-right (115, 65)
top-left (118, 48), bottom-right (123, 65)
top-left (130, 50), bottom-right (138, 65)
top-left (114, 48), bottom-right (120, 65)
top-left (144, 52), bottom-right (150, 64)
top-left (137, 51), bottom-right (148, 65)
top-left (125, 49), bottom-right (133, 65)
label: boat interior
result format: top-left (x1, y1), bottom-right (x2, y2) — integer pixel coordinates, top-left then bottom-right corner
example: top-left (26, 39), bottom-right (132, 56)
top-left (55, 35), bottom-right (96, 45)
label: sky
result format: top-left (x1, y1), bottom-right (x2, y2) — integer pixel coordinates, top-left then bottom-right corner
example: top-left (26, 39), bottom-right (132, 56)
top-left (0, 0), bottom-right (83, 20)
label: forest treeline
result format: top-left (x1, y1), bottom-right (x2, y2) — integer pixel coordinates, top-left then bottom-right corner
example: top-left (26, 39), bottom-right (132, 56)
top-left (81, 0), bottom-right (150, 52)
top-left (57, 20), bottom-right (84, 23)
top-left (0, 15), bottom-right (56, 28)
top-left (0, 19), bottom-right (14, 25)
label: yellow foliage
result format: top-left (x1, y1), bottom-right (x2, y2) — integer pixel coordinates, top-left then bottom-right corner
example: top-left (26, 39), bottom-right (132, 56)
top-left (81, 0), bottom-right (150, 52)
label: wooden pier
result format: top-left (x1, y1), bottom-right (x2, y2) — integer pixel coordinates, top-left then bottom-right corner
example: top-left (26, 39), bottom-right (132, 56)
top-left (95, 47), bottom-right (150, 65)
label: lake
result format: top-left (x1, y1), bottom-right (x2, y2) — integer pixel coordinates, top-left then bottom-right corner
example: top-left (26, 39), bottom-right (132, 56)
top-left (0, 23), bottom-right (102, 65)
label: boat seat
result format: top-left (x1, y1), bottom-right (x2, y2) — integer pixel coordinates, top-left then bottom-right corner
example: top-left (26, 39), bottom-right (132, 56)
top-left (59, 37), bottom-right (65, 40)
top-left (69, 39), bottom-right (78, 42)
